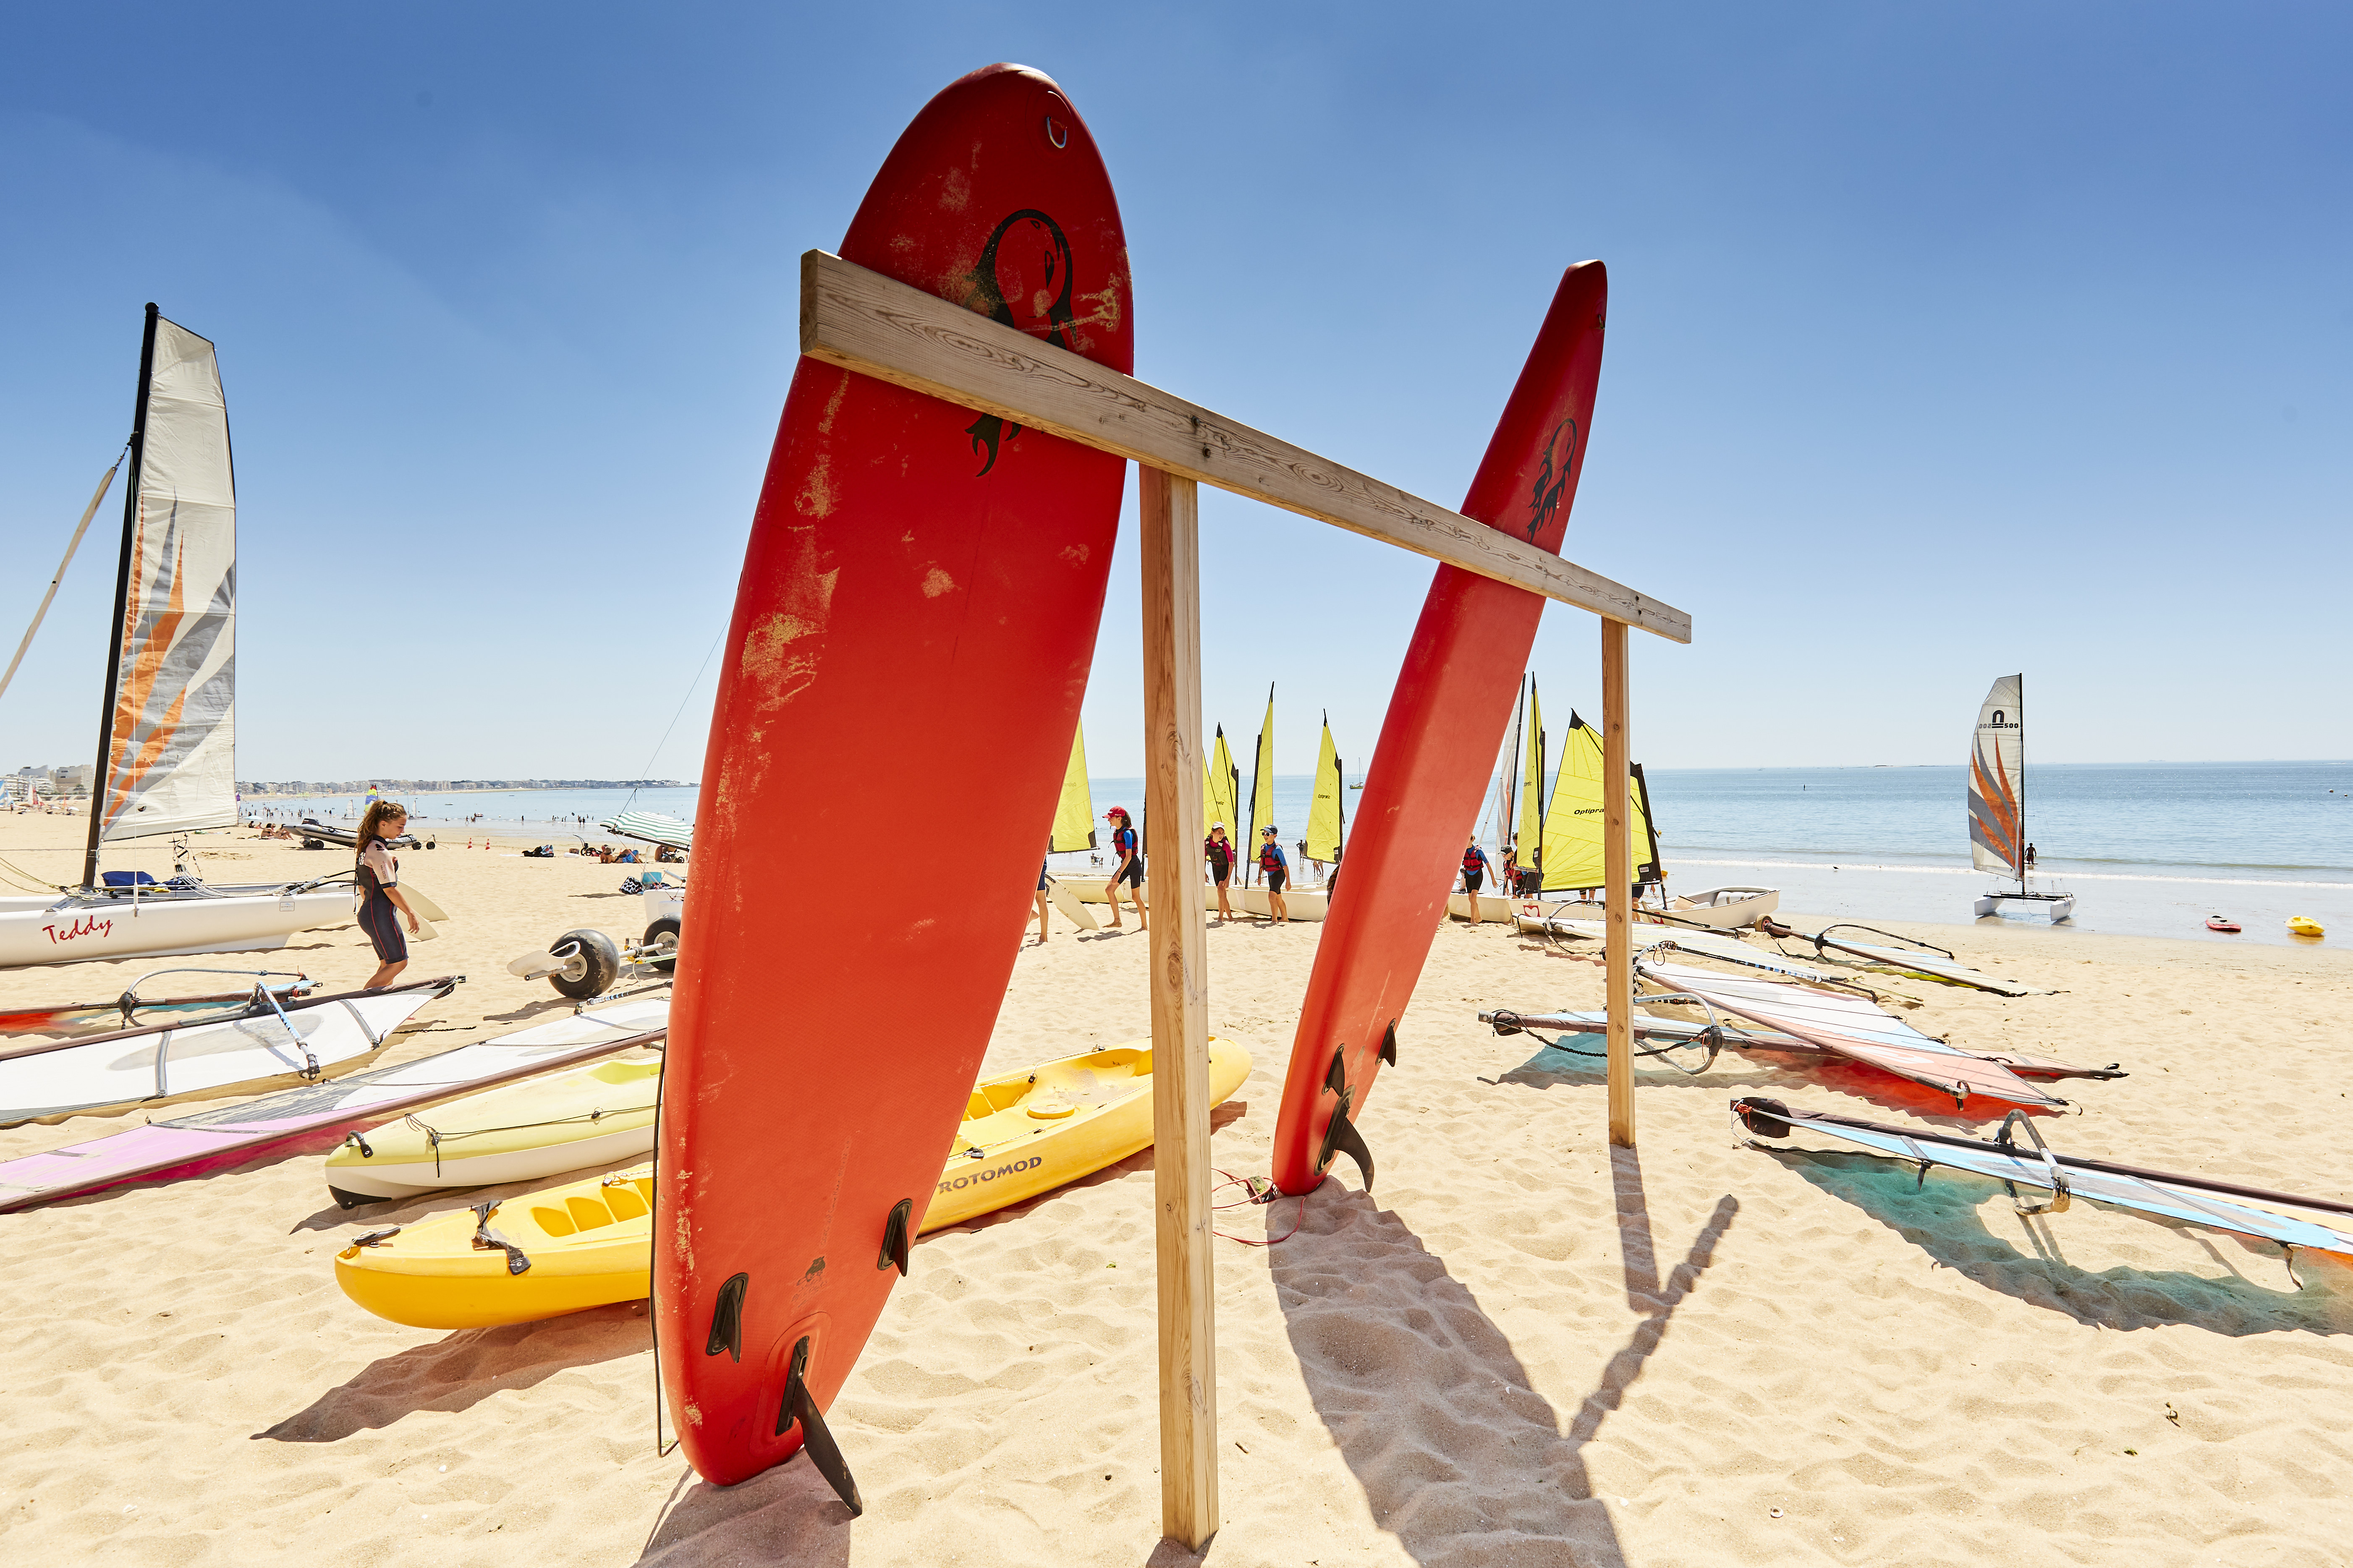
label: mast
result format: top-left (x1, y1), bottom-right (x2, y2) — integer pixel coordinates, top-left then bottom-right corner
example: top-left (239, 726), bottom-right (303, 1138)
top-left (1631, 761), bottom-right (1664, 897)
top-left (2016, 673), bottom-right (2028, 893)
top-left (82, 303), bottom-right (160, 892)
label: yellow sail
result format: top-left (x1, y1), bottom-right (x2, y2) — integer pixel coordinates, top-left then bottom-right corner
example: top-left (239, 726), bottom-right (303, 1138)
top-left (1245, 685), bottom-right (1275, 878)
top-left (1204, 726), bottom-right (1240, 841)
top-left (1306, 713), bottom-right (1344, 863)
top-left (1539, 712), bottom-right (1657, 892)
top-left (1516, 680), bottom-right (1545, 878)
top-left (1051, 722), bottom-right (1095, 852)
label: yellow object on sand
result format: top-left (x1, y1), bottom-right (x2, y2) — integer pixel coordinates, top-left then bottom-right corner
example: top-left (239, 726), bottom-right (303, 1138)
top-left (335, 1036), bottom-right (1254, 1329)
top-left (2288, 916), bottom-right (2325, 938)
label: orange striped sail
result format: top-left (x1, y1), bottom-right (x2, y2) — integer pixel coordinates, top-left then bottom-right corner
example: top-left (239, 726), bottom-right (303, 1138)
top-left (1968, 675), bottom-right (2025, 880)
top-left (98, 316), bottom-right (238, 843)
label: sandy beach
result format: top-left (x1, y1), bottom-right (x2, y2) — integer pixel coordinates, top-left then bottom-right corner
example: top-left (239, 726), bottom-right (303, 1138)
top-left (3, 813), bottom-right (2351, 1565)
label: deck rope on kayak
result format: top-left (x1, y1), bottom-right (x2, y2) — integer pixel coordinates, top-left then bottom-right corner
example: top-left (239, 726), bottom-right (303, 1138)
top-left (398, 1101), bottom-right (658, 1177)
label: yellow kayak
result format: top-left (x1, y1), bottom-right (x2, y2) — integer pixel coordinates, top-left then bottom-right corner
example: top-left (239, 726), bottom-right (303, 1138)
top-left (336, 1035), bottom-right (1252, 1329)
top-left (324, 1053), bottom-right (663, 1205)
top-left (2290, 916), bottom-right (2326, 938)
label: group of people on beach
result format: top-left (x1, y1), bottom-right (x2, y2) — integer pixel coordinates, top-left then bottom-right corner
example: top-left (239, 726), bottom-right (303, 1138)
top-left (1030, 808), bottom-right (1301, 943)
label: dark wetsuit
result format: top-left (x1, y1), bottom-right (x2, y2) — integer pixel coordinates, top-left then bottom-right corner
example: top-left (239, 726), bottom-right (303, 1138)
top-left (356, 836), bottom-right (407, 962)
top-left (1112, 826), bottom-right (1144, 887)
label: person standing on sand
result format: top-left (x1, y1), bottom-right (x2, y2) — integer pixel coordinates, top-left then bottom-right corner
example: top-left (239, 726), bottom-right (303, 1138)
top-left (1459, 837), bottom-right (1491, 913)
top-left (1257, 825), bottom-right (1289, 923)
top-left (1034, 847), bottom-right (1053, 945)
top-left (1204, 822), bottom-right (1236, 921)
top-left (354, 800), bottom-right (421, 990)
top-left (1103, 807), bottom-right (1147, 930)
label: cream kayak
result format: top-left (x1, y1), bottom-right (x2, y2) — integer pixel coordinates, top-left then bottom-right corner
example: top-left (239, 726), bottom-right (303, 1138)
top-left (323, 1051), bottom-right (663, 1205)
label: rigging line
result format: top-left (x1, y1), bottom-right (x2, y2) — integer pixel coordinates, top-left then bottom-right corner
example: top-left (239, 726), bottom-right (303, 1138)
top-left (621, 623), bottom-right (728, 816)
top-left (0, 446), bottom-right (128, 707)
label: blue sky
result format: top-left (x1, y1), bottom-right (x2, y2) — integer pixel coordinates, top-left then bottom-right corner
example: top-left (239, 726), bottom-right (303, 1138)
top-left (2, 3), bottom-right (2345, 782)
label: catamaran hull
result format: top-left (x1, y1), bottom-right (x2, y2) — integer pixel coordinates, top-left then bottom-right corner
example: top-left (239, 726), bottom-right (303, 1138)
top-left (1976, 891), bottom-right (2074, 922)
top-left (1447, 891), bottom-right (1517, 923)
top-left (1660, 885), bottom-right (1779, 928)
top-left (0, 889), bottom-right (353, 970)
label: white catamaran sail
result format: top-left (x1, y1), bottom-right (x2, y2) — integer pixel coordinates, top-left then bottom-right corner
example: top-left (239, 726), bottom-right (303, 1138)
top-left (0, 307), bottom-right (353, 970)
top-left (1968, 674), bottom-right (2073, 921)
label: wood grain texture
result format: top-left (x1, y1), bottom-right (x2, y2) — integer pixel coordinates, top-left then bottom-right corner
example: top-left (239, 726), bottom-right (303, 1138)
top-left (1602, 617), bottom-right (1636, 1148)
top-left (801, 250), bottom-right (1692, 645)
top-left (1140, 470), bottom-right (1219, 1548)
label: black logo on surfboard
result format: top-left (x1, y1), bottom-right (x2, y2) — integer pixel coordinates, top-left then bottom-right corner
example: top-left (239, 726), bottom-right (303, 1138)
top-left (1525, 417), bottom-right (1577, 544)
top-left (964, 209), bottom-right (1078, 476)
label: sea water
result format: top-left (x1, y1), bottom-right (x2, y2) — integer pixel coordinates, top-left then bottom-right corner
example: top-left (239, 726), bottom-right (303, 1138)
top-left (251, 765), bottom-right (2353, 947)
top-left (1646, 761), bottom-right (2353, 948)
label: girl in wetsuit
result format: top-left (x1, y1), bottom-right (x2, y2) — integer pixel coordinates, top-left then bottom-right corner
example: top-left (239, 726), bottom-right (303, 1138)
top-left (1102, 807), bottom-right (1147, 931)
top-left (354, 800), bottom-right (421, 989)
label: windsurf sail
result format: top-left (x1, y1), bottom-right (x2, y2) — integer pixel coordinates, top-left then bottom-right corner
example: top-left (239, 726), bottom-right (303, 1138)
top-left (1969, 675), bottom-right (2026, 883)
top-left (1637, 959), bottom-right (2112, 1108)
top-left (0, 996), bottom-right (667, 1213)
top-left (1306, 712), bottom-right (1344, 864)
top-left (1516, 679), bottom-right (1545, 881)
top-left (1523, 919), bottom-right (1839, 983)
top-left (1052, 722), bottom-right (1096, 852)
top-left (1204, 725), bottom-right (1240, 844)
top-left (1731, 1097), bottom-right (2353, 1260)
top-left (1538, 712), bottom-right (1656, 893)
top-left (86, 308), bottom-right (240, 882)
top-left (1245, 685), bottom-right (1275, 882)
top-left (1801, 925), bottom-right (2039, 997)
top-left (602, 811), bottom-right (694, 852)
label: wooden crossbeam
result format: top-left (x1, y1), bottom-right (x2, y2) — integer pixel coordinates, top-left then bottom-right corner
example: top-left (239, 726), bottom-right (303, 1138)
top-left (800, 251), bottom-right (1692, 645)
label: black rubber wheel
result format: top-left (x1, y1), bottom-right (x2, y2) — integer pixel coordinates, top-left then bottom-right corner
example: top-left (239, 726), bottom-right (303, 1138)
top-left (642, 915), bottom-right (681, 974)
top-left (549, 927), bottom-right (623, 999)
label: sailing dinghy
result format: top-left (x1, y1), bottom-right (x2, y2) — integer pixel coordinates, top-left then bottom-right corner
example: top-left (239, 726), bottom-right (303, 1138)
top-left (1732, 1097), bottom-right (2353, 1264)
top-left (1637, 959), bottom-right (2120, 1109)
top-left (0, 997), bottom-right (667, 1213)
top-left (0, 307), bottom-right (353, 969)
top-left (1968, 675), bottom-right (2074, 921)
top-left (0, 975), bottom-right (454, 1127)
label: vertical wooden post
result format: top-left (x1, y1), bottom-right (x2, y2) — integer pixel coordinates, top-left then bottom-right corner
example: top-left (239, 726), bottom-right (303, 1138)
top-left (1140, 467), bottom-right (1218, 1549)
top-left (1601, 616), bottom-right (1635, 1148)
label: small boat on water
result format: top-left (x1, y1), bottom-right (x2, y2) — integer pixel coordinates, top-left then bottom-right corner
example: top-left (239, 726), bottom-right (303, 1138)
top-left (2207, 915), bottom-right (2241, 933)
top-left (1968, 674), bottom-right (2074, 922)
top-left (2289, 916), bottom-right (2325, 938)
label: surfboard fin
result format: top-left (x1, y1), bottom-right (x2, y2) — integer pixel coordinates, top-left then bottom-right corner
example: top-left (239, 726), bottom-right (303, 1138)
top-left (1380, 1020), bottom-right (1398, 1066)
top-left (705, 1272), bottom-right (749, 1362)
top-left (878, 1198), bottom-right (913, 1278)
top-left (1317, 1046), bottom-right (1375, 1189)
top-left (778, 1335), bottom-right (864, 1517)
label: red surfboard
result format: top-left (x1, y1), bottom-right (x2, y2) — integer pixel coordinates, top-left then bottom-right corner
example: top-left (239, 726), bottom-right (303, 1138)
top-left (654, 65), bottom-right (1132, 1497)
top-left (1269, 264), bottom-right (1607, 1195)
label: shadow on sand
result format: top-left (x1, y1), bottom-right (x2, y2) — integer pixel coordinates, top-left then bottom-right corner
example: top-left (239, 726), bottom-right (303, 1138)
top-left (1761, 1145), bottom-right (2353, 1335)
top-left (1271, 1147), bottom-right (1736, 1565)
top-left (252, 1301), bottom-right (652, 1442)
